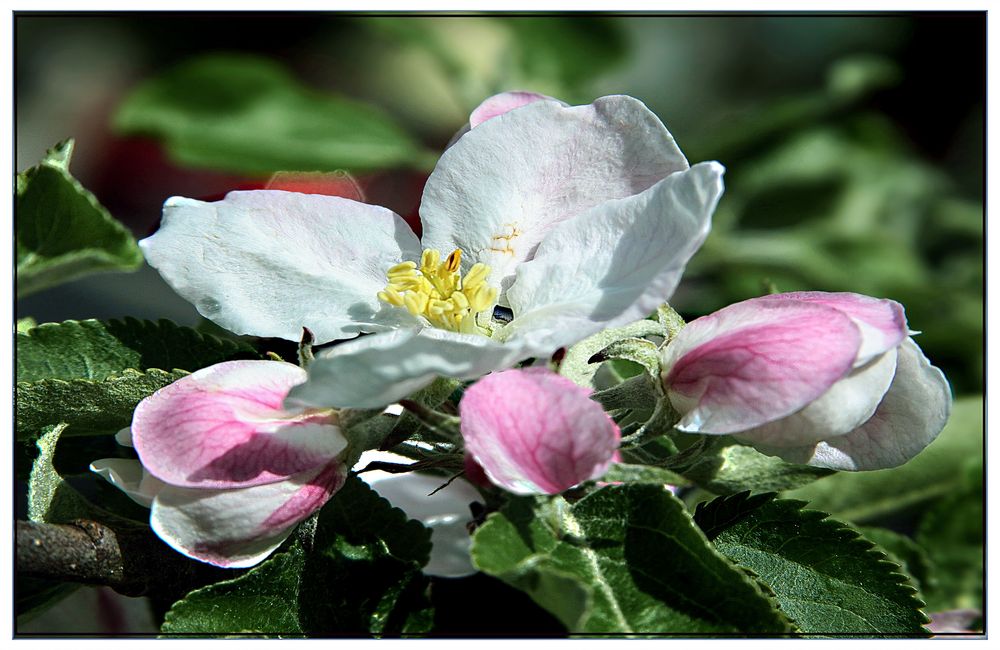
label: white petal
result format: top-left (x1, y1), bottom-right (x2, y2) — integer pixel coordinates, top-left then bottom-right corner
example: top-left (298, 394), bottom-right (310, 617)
top-left (765, 339), bottom-right (952, 471)
top-left (502, 162), bottom-right (723, 352)
top-left (114, 427), bottom-right (133, 447)
top-left (358, 454), bottom-right (481, 578)
top-left (90, 458), bottom-right (166, 508)
top-left (141, 191), bottom-right (422, 344)
top-left (736, 348), bottom-right (897, 447)
top-left (420, 95), bottom-right (689, 301)
top-left (285, 328), bottom-right (531, 409)
top-left (150, 462), bottom-right (346, 568)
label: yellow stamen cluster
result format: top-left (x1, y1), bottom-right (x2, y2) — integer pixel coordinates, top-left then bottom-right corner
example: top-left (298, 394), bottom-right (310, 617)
top-left (378, 249), bottom-right (497, 334)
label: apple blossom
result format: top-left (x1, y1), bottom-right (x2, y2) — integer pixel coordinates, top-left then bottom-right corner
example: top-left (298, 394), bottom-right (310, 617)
top-left (91, 360), bottom-right (349, 568)
top-left (659, 291), bottom-right (952, 470)
top-left (459, 367), bottom-right (621, 495)
top-left (140, 92), bottom-right (725, 409)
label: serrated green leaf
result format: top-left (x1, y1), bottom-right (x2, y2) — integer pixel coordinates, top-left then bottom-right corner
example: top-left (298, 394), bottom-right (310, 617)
top-left (695, 492), bottom-right (928, 636)
top-left (161, 548), bottom-right (306, 636)
top-left (472, 485), bottom-right (793, 634)
top-left (16, 369), bottom-right (187, 441)
top-left (16, 140), bottom-right (142, 298)
top-left (784, 396), bottom-right (983, 522)
top-left (859, 527), bottom-right (935, 597)
top-left (115, 54), bottom-right (433, 175)
top-left (684, 443), bottom-right (833, 495)
top-left (17, 318), bottom-right (259, 383)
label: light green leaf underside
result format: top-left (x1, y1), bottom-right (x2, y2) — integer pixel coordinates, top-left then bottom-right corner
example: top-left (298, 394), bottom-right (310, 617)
top-left (16, 140), bottom-right (142, 298)
top-left (28, 423), bottom-right (129, 526)
top-left (16, 369), bottom-right (188, 441)
top-left (685, 442), bottom-right (833, 495)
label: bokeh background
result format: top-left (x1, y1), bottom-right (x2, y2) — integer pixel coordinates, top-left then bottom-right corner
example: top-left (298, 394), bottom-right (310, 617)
top-left (15, 12), bottom-right (984, 634)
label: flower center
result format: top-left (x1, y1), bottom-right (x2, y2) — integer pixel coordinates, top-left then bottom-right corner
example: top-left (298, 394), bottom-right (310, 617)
top-left (378, 248), bottom-right (497, 334)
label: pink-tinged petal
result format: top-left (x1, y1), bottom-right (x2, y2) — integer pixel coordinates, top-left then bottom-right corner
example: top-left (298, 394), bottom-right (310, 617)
top-left (151, 461), bottom-right (346, 568)
top-left (661, 299), bottom-right (862, 434)
top-left (734, 348), bottom-right (898, 446)
top-left (765, 338), bottom-right (952, 471)
top-left (469, 91), bottom-right (561, 128)
top-left (90, 458), bottom-right (166, 508)
top-left (421, 95), bottom-right (689, 300)
top-left (758, 292), bottom-right (908, 364)
top-left (463, 454), bottom-right (492, 489)
top-left (459, 368), bottom-right (620, 495)
top-left (133, 361), bottom-right (347, 489)
top-left (927, 609), bottom-right (982, 635)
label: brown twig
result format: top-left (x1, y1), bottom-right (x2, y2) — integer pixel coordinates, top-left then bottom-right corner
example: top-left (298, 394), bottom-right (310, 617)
top-left (16, 519), bottom-right (234, 598)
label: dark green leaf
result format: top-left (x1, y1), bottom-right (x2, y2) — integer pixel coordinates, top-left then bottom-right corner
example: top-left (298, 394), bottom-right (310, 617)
top-left (17, 318), bottom-right (259, 383)
top-left (16, 140), bottom-right (142, 297)
top-left (161, 549), bottom-right (305, 636)
top-left (472, 485), bottom-right (793, 634)
top-left (784, 396), bottom-right (983, 522)
top-left (695, 492), bottom-right (928, 636)
top-left (859, 527), bottom-right (935, 596)
top-left (684, 443), bottom-right (833, 495)
top-left (115, 54), bottom-right (433, 175)
top-left (16, 369), bottom-right (187, 441)
top-left (298, 477), bottom-right (433, 635)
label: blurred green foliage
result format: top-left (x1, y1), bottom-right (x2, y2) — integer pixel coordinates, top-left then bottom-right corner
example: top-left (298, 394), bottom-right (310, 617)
top-left (681, 57), bottom-right (983, 394)
top-left (115, 54), bottom-right (436, 174)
